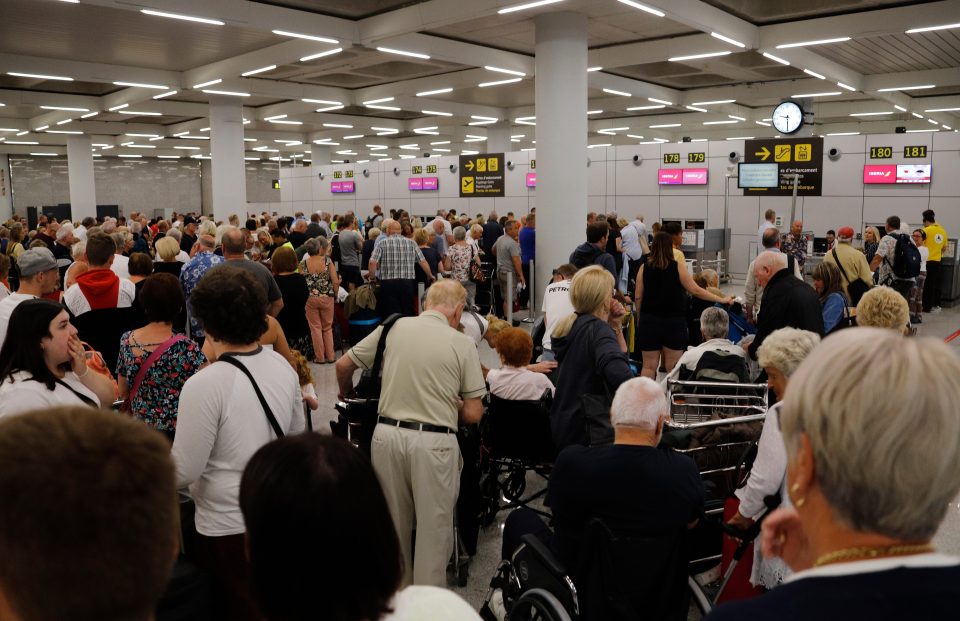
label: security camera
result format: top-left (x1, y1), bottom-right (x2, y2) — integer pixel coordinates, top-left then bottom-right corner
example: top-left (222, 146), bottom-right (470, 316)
top-left (362, 169), bottom-right (370, 177)
top-left (317, 171), bottom-right (324, 180)
top-left (393, 167), bottom-right (400, 175)
top-left (506, 160), bottom-right (515, 170)
top-left (449, 164), bottom-right (457, 173)
top-left (632, 154), bottom-right (642, 165)
top-left (828, 147), bottom-right (842, 161)
top-left (728, 151), bottom-right (741, 162)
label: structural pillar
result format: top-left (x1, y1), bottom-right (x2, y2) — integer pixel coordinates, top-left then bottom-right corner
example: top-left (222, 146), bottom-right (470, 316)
top-left (312, 144), bottom-right (331, 166)
top-left (66, 135), bottom-right (97, 222)
top-left (486, 122), bottom-right (511, 154)
top-left (209, 96), bottom-right (247, 222)
top-left (535, 11), bottom-right (588, 299)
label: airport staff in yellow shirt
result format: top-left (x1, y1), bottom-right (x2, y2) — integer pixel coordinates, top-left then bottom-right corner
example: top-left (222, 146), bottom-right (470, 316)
top-left (922, 209), bottom-right (948, 313)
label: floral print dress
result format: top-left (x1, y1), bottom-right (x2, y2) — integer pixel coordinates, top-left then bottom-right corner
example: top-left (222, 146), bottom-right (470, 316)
top-left (116, 332), bottom-right (206, 436)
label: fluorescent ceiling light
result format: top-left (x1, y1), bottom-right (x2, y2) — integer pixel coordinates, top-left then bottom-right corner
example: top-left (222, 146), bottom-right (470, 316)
top-left (827, 132), bottom-right (860, 136)
top-left (912, 112), bottom-right (924, 118)
top-left (56, 119), bottom-right (71, 124)
top-left (113, 81), bottom-right (168, 90)
top-left (31, 152), bottom-right (58, 156)
top-left (430, 140), bottom-right (450, 145)
top-left (366, 104), bottom-right (401, 111)
top-left (876, 85), bottom-right (936, 92)
top-left (598, 126), bottom-right (629, 133)
top-left (587, 67), bottom-right (603, 72)
top-left (8, 71), bottom-right (73, 81)
top-left (514, 116), bottom-right (536, 125)
top-left (193, 79), bottom-right (222, 88)
top-left (47, 130), bottom-right (83, 134)
top-left (617, 0), bottom-right (665, 17)
top-left (153, 90), bottom-right (178, 99)
top-left (242, 65), bottom-right (276, 76)
top-left (363, 97), bottom-right (394, 105)
top-left (668, 51), bottom-right (731, 62)
top-left (36, 125), bottom-right (49, 131)
top-left (498, 0), bottom-right (565, 14)
top-left (648, 98), bottom-right (673, 105)
top-left (602, 87), bottom-right (632, 97)
top-left (761, 52), bottom-right (790, 66)
top-left (850, 111), bottom-right (893, 117)
top-left (726, 136), bottom-right (755, 140)
top-left (471, 115), bottom-right (498, 121)
top-left (272, 30), bottom-right (337, 44)
top-left (464, 137), bottom-right (487, 142)
top-left (127, 133), bottom-right (161, 138)
top-left (685, 105), bottom-right (708, 112)
top-left (626, 134), bottom-right (644, 139)
top-left (650, 123), bottom-right (681, 128)
top-left (792, 91), bottom-right (841, 98)
top-left (422, 110), bottom-right (452, 117)
top-left (803, 68), bottom-right (826, 79)
top-left (711, 32), bottom-right (745, 48)
top-left (627, 104), bottom-right (665, 111)
top-left (588, 143), bottom-right (612, 148)
top-left (755, 121), bottom-right (771, 126)
top-left (484, 66), bottom-right (526, 77)
top-left (6, 141), bottom-right (38, 145)
top-left (202, 89), bottom-right (250, 97)
top-left (399, 144), bottom-right (419, 150)
top-left (431, 148), bottom-right (451, 152)
top-left (315, 105), bottom-right (344, 112)
top-left (323, 123), bottom-right (353, 128)
top-left (703, 120), bottom-right (737, 125)
top-left (0, 128), bottom-right (20, 132)
top-left (275, 140), bottom-right (302, 144)
top-left (905, 23), bottom-right (960, 34)
top-left (180, 136), bottom-right (210, 140)
top-left (837, 82), bottom-right (857, 92)
top-left (117, 154), bottom-right (142, 158)
top-left (894, 105), bottom-right (907, 112)
top-left (729, 115), bottom-right (746, 121)
top-left (416, 87), bottom-right (453, 97)
top-left (905, 128), bottom-right (938, 133)
top-left (264, 114), bottom-right (287, 121)
top-left (587, 110), bottom-right (604, 115)
top-left (40, 105), bottom-right (88, 112)
top-left (372, 127), bottom-right (399, 134)
top-left (140, 9), bottom-right (224, 26)
top-left (119, 110), bottom-right (162, 116)
top-left (108, 103), bottom-right (129, 111)
top-left (366, 144), bottom-right (388, 150)
top-left (303, 98), bottom-right (341, 105)
top-left (125, 144), bottom-right (156, 148)
top-left (159, 155), bottom-right (182, 159)
top-left (300, 49), bottom-right (342, 62)
top-left (925, 107), bottom-right (960, 112)
top-left (479, 77), bottom-right (522, 88)
top-left (377, 47), bottom-right (430, 60)
top-left (776, 37), bottom-right (851, 49)
top-left (691, 99), bottom-right (735, 105)
top-left (270, 119), bottom-right (303, 125)
top-left (335, 150), bottom-right (357, 155)
top-left (929, 119), bottom-right (939, 125)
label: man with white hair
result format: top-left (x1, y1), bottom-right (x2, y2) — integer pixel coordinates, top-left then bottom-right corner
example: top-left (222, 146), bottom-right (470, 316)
top-left (52, 222), bottom-right (77, 283)
top-left (746, 251), bottom-right (823, 360)
top-left (663, 307), bottom-right (746, 385)
top-left (500, 376), bottom-right (704, 569)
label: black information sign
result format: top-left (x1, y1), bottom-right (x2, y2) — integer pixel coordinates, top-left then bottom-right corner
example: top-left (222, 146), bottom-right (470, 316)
top-left (870, 146), bottom-right (893, 159)
top-left (272, 179), bottom-right (280, 189)
top-left (530, 159), bottom-right (536, 169)
top-left (687, 152), bottom-right (705, 163)
top-left (333, 171), bottom-right (342, 179)
top-left (412, 165), bottom-right (423, 174)
top-left (904, 145), bottom-right (927, 158)
top-left (663, 153), bottom-right (680, 164)
top-left (744, 137), bottom-right (823, 196)
top-left (426, 164), bottom-right (438, 174)
top-left (345, 170), bottom-right (354, 178)
top-left (459, 152), bottom-right (505, 197)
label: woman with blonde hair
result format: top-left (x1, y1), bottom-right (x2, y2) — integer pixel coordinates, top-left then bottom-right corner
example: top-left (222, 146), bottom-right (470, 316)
top-left (862, 226), bottom-right (881, 266)
top-left (549, 265), bottom-right (633, 448)
top-left (153, 236), bottom-right (185, 276)
top-left (855, 286), bottom-right (910, 334)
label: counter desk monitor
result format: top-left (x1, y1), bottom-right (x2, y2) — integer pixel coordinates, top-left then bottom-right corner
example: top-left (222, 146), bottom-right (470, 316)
top-left (738, 163), bottom-right (779, 189)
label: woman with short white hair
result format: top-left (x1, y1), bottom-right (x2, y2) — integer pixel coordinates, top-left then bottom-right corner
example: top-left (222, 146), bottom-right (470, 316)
top-left (709, 329), bottom-right (960, 620)
top-left (726, 327), bottom-right (820, 588)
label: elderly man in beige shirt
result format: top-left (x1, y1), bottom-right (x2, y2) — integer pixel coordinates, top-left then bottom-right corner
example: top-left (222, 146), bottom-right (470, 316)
top-left (336, 280), bottom-right (486, 586)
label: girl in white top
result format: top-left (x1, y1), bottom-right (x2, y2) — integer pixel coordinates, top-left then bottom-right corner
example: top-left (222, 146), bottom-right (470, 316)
top-left (0, 299), bottom-right (115, 418)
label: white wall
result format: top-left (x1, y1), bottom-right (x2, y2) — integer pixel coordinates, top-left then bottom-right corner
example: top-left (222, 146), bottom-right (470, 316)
top-left (282, 132), bottom-right (959, 277)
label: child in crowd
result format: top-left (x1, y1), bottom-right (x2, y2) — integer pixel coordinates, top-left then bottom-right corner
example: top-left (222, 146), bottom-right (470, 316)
top-left (291, 349), bottom-right (319, 411)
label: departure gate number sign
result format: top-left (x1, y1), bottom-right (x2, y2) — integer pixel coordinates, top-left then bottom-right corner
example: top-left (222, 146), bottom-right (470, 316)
top-left (663, 153), bottom-right (680, 164)
top-left (687, 152), bottom-right (705, 163)
top-left (904, 145), bottom-right (927, 158)
top-left (870, 146), bottom-right (893, 159)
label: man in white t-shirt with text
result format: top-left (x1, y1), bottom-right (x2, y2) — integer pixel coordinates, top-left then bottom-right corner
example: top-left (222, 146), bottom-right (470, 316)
top-left (540, 263), bottom-right (578, 361)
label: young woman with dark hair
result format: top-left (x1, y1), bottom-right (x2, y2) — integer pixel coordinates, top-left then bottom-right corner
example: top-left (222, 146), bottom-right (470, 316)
top-left (0, 299), bottom-right (116, 417)
top-left (240, 433), bottom-right (479, 621)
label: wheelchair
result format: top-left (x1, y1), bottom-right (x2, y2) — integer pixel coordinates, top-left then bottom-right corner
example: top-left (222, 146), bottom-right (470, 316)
top-left (482, 518), bottom-right (690, 621)
top-left (478, 390), bottom-right (556, 526)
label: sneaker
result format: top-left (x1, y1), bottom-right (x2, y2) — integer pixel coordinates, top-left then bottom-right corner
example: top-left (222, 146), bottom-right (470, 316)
top-left (931, 306), bottom-right (942, 313)
top-left (911, 315), bottom-right (923, 324)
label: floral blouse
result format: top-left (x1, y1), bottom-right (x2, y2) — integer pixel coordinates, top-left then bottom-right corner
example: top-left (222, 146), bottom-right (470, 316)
top-left (448, 243), bottom-right (476, 283)
top-left (116, 332), bottom-right (206, 432)
top-left (302, 257), bottom-right (335, 297)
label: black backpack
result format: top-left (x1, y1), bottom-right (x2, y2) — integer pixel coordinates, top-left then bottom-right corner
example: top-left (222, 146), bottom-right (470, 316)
top-left (690, 349), bottom-right (749, 384)
top-left (886, 233), bottom-right (922, 280)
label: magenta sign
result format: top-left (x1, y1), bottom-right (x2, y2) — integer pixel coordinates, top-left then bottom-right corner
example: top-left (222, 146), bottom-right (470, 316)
top-left (863, 165), bottom-right (896, 184)
top-left (331, 181), bottom-right (355, 193)
top-left (526, 172), bottom-right (536, 188)
top-left (408, 177), bottom-right (423, 191)
top-left (682, 168), bottom-right (708, 184)
top-left (422, 176), bottom-right (438, 190)
top-left (658, 169), bottom-right (683, 185)
top-left (408, 177), bottom-right (439, 191)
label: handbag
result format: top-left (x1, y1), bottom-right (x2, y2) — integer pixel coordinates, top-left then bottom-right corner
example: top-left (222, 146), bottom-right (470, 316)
top-left (81, 341), bottom-right (119, 400)
top-left (832, 248), bottom-right (870, 306)
top-left (469, 245), bottom-right (487, 284)
top-left (121, 334), bottom-right (187, 412)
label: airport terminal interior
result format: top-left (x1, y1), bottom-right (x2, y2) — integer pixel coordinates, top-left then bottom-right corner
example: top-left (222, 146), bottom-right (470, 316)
top-left (1, 0), bottom-right (959, 619)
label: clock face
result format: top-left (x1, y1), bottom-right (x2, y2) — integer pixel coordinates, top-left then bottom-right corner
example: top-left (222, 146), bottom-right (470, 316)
top-left (773, 101), bottom-right (804, 134)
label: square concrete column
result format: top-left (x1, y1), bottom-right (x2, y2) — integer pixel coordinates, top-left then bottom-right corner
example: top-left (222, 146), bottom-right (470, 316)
top-left (209, 96), bottom-right (247, 222)
top-left (535, 11), bottom-right (588, 298)
top-left (66, 135), bottom-right (97, 222)
top-left (486, 122), bottom-right (512, 154)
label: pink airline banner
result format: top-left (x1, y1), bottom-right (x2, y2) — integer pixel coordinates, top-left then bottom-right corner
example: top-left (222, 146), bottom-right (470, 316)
top-left (408, 177), bottom-right (439, 191)
top-left (331, 181), bottom-right (355, 193)
top-left (526, 172), bottom-right (536, 187)
top-left (863, 165), bottom-right (896, 184)
top-left (659, 168), bottom-right (709, 185)
top-left (682, 168), bottom-right (709, 185)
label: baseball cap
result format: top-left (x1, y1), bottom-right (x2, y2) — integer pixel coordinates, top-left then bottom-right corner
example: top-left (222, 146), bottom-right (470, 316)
top-left (18, 247), bottom-right (58, 277)
top-left (183, 216), bottom-right (198, 226)
top-left (837, 226), bottom-right (855, 240)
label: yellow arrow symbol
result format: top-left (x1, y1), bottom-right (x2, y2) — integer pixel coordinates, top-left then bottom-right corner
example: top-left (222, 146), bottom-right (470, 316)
top-left (755, 147), bottom-right (771, 161)
top-left (465, 160), bottom-right (475, 171)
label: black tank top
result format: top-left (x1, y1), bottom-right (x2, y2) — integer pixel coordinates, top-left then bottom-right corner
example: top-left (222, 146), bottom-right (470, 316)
top-left (640, 260), bottom-right (685, 317)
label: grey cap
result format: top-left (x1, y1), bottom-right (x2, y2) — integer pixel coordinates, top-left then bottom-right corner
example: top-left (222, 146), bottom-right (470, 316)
top-left (18, 247), bottom-right (58, 277)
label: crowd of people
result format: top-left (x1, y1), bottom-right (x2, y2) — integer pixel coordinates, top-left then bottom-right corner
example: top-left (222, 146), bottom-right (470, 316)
top-left (0, 204), bottom-right (957, 621)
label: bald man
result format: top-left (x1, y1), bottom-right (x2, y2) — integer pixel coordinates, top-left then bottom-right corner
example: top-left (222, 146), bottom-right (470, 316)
top-left (746, 252), bottom-right (824, 359)
top-left (780, 220), bottom-right (807, 270)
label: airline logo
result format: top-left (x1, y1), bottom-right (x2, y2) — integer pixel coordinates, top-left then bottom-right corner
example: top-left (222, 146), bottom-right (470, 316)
top-left (658, 169), bottom-right (683, 184)
top-left (331, 181), bottom-right (355, 193)
top-left (863, 165), bottom-right (896, 184)
top-left (422, 177), bottom-right (439, 190)
top-left (683, 168), bottom-right (708, 185)
top-left (526, 172), bottom-right (537, 187)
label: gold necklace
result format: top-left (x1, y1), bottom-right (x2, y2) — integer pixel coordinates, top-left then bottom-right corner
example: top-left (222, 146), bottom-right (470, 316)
top-left (813, 543), bottom-right (935, 567)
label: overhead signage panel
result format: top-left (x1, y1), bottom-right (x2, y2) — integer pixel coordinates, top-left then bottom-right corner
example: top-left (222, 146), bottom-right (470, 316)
top-left (459, 153), bottom-right (504, 197)
top-left (744, 137), bottom-right (823, 195)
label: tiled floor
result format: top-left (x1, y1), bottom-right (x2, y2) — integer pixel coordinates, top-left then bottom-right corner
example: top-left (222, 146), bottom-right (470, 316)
top-left (306, 298), bottom-right (960, 611)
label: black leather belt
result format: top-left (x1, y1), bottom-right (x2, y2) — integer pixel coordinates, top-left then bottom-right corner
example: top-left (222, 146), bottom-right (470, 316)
top-left (377, 415), bottom-right (455, 434)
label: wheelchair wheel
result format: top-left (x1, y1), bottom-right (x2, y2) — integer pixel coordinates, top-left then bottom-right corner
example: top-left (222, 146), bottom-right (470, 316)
top-left (503, 469), bottom-right (527, 501)
top-left (508, 588), bottom-right (573, 621)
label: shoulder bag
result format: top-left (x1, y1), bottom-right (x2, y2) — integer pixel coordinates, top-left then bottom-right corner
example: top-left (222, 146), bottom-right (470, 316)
top-left (121, 334), bottom-right (187, 413)
top-left (469, 245), bottom-right (487, 284)
top-left (831, 248), bottom-right (870, 306)
top-left (355, 313), bottom-right (403, 399)
top-left (219, 354), bottom-right (284, 439)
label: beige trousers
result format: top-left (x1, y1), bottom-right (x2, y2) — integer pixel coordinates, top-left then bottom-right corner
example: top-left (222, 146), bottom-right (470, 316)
top-left (371, 423), bottom-right (461, 586)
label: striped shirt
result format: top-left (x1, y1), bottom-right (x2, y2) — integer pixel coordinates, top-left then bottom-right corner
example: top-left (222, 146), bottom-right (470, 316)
top-left (371, 235), bottom-right (425, 280)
